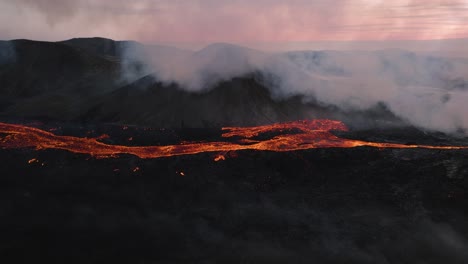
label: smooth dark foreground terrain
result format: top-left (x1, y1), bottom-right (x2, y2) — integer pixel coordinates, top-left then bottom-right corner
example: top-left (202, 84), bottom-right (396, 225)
top-left (0, 122), bottom-right (467, 263)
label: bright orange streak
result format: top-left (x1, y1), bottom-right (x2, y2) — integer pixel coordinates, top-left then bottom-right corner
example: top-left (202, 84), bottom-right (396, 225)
top-left (214, 155), bottom-right (226, 162)
top-left (0, 120), bottom-right (467, 159)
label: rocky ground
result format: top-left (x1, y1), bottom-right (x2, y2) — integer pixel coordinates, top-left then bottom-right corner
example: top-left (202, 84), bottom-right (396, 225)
top-left (0, 121), bottom-right (467, 263)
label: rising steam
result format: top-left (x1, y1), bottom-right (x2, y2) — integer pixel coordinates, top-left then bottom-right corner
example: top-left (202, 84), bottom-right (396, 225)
top-left (119, 41), bottom-right (468, 134)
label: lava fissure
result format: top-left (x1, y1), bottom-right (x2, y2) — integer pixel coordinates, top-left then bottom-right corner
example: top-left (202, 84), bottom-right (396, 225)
top-left (0, 120), bottom-right (467, 159)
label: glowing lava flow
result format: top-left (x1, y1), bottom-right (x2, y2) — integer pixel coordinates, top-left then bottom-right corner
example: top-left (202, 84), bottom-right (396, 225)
top-left (0, 120), bottom-right (467, 159)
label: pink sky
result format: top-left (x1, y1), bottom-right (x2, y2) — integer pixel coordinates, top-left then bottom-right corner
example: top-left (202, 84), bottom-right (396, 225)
top-left (1, 0), bottom-right (467, 43)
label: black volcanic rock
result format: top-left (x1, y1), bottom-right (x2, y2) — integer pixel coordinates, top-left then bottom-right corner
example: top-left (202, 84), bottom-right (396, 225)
top-left (0, 124), bottom-right (467, 263)
top-left (0, 37), bottom-right (468, 263)
top-left (61, 37), bottom-right (192, 62)
top-left (0, 39), bottom-right (124, 119)
top-left (61, 37), bottom-right (130, 59)
top-left (0, 38), bottom-right (404, 129)
top-left (82, 75), bottom-right (311, 127)
top-left (0, 39), bottom-right (120, 97)
top-left (80, 74), bottom-right (402, 128)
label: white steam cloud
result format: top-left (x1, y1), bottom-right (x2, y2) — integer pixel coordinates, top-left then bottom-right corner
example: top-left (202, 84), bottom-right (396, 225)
top-left (120, 42), bottom-right (468, 134)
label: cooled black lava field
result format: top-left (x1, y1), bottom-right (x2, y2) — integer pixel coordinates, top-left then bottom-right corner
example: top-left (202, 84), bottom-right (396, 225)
top-left (1, 37), bottom-right (468, 263)
top-left (1, 120), bottom-right (467, 263)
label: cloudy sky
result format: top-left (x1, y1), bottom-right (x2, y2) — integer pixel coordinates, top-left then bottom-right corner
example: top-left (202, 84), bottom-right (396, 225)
top-left (1, 0), bottom-right (467, 44)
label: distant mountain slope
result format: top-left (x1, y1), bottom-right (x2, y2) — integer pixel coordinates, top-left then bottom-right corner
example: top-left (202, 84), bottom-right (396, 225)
top-left (0, 39), bottom-right (121, 96)
top-left (61, 37), bottom-right (193, 62)
top-left (80, 74), bottom-right (401, 128)
top-left (81, 74), bottom-right (309, 127)
top-left (61, 37), bottom-right (130, 59)
top-left (0, 39), bottom-right (131, 119)
top-left (0, 37), bottom-right (437, 129)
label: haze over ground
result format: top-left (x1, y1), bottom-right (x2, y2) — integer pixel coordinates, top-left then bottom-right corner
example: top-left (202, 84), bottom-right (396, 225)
top-left (1, 1), bottom-right (468, 45)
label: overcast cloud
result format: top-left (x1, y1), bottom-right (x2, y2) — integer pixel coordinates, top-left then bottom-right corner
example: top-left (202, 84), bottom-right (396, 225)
top-left (1, 0), bottom-right (467, 43)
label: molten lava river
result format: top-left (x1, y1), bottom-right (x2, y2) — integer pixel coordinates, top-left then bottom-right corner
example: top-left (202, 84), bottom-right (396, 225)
top-left (0, 120), bottom-right (467, 159)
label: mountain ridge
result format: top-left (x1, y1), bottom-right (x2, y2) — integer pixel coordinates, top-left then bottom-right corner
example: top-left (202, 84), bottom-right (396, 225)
top-left (0, 37), bottom-right (437, 130)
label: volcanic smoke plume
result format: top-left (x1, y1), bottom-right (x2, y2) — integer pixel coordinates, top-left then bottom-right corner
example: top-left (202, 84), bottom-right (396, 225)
top-left (117, 41), bottom-right (468, 134)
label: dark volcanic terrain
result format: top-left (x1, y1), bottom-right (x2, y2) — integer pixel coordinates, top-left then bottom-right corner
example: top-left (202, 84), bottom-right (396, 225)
top-left (0, 38), bottom-right (467, 263)
top-left (0, 38), bottom-right (403, 129)
top-left (0, 122), bottom-right (467, 263)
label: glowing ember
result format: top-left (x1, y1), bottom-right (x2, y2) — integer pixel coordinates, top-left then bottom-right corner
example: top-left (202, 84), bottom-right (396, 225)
top-left (28, 158), bottom-right (38, 164)
top-left (214, 155), bottom-right (226, 162)
top-left (1, 120), bottom-right (467, 159)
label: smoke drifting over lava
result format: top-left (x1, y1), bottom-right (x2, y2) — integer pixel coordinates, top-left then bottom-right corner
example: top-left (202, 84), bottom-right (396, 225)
top-left (118, 41), bottom-right (468, 134)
